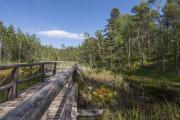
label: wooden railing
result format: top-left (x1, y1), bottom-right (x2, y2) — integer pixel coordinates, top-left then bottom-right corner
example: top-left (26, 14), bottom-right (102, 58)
top-left (0, 63), bottom-right (103, 119)
top-left (0, 61), bottom-right (57, 102)
top-left (1, 63), bottom-right (77, 120)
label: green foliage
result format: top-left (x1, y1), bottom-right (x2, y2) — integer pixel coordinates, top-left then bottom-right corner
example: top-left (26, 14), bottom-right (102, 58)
top-left (0, 22), bottom-right (62, 63)
top-left (80, 67), bottom-right (180, 120)
top-left (17, 76), bottom-right (42, 92)
top-left (62, 0), bottom-right (180, 78)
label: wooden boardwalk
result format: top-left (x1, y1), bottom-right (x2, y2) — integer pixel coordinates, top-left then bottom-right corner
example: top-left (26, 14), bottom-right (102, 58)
top-left (41, 73), bottom-right (77, 120)
top-left (0, 62), bottom-right (103, 120)
top-left (0, 63), bottom-right (78, 120)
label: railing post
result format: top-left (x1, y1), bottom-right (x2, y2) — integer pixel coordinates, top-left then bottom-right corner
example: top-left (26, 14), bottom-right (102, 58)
top-left (6, 67), bottom-right (19, 100)
top-left (29, 66), bottom-right (32, 76)
top-left (53, 62), bottom-right (57, 75)
top-left (73, 63), bottom-right (78, 82)
top-left (13, 67), bottom-right (18, 98)
top-left (41, 64), bottom-right (45, 82)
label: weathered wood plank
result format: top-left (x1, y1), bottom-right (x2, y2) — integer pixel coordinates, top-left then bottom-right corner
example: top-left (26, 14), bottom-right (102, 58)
top-left (71, 83), bottom-right (78, 120)
top-left (41, 75), bottom-right (73, 120)
top-left (0, 61), bottom-right (58, 102)
top-left (11, 67), bottom-right (18, 99)
top-left (0, 83), bottom-right (13, 91)
top-left (77, 109), bottom-right (104, 117)
top-left (53, 62), bottom-right (57, 75)
top-left (58, 84), bottom-right (76, 120)
top-left (0, 62), bottom-right (56, 70)
top-left (0, 64), bottom-right (77, 120)
top-left (6, 67), bottom-right (19, 101)
top-left (0, 76), bottom-right (51, 117)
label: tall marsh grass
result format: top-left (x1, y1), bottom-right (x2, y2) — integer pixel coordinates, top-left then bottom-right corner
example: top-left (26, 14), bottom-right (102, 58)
top-left (79, 66), bottom-right (180, 120)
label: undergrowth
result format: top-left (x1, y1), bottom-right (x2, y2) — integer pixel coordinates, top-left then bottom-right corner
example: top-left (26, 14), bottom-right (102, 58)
top-left (78, 66), bottom-right (180, 120)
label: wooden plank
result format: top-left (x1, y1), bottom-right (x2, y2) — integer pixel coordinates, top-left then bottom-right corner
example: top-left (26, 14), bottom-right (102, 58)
top-left (0, 83), bottom-right (13, 91)
top-left (41, 64), bottom-right (45, 82)
top-left (41, 75), bottom-right (73, 120)
top-left (0, 62), bottom-right (56, 70)
top-left (59, 84), bottom-right (76, 120)
top-left (6, 68), bottom-right (19, 101)
top-left (0, 70), bottom-right (59, 118)
top-left (11, 67), bottom-right (18, 99)
top-left (71, 83), bottom-right (78, 120)
top-left (53, 63), bottom-right (57, 75)
top-left (77, 109), bottom-right (104, 117)
top-left (1, 65), bottom-right (77, 120)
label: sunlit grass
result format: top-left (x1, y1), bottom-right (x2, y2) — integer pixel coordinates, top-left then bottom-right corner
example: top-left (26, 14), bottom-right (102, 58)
top-left (123, 65), bottom-right (180, 82)
top-left (0, 69), bottom-right (12, 85)
top-left (102, 103), bottom-right (180, 120)
top-left (102, 108), bottom-right (145, 120)
top-left (83, 67), bottom-right (124, 88)
top-left (79, 66), bottom-right (180, 120)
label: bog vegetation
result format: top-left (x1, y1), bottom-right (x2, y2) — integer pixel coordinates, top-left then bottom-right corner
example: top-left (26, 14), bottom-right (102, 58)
top-left (78, 67), bottom-right (180, 119)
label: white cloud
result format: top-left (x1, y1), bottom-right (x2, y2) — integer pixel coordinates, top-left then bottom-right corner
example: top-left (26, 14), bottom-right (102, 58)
top-left (38, 30), bottom-right (84, 40)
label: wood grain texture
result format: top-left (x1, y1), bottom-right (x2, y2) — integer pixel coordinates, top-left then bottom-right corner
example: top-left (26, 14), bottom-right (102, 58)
top-left (0, 64), bottom-right (77, 120)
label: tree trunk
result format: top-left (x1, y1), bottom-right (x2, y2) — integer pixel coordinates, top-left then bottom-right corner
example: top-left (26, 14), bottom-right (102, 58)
top-left (97, 41), bottom-right (103, 63)
top-left (128, 33), bottom-right (131, 69)
top-left (173, 31), bottom-right (177, 68)
top-left (18, 42), bottom-right (21, 63)
top-left (147, 36), bottom-right (151, 64)
top-left (89, 54), bottom-right (93, 67)
top-left (161, 24), bottom-right (165, 72)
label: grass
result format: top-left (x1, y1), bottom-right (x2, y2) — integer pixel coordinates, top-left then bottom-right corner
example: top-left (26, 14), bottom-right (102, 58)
top-left (0, 69), bottom-right (12, 86)
top-left (124, 67), bottom-right (180, 82)
top-left (78, 66), bottom-right (180, 120)
top-left (117, 61), bottom-right (180, 83)
top-left (17, 76), bottom-right (42, 92)
top-left (102, 103), bottom-right (180, 120)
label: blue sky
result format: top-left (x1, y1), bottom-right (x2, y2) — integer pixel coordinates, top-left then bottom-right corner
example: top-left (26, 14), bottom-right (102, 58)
top-left (0, 0), bottom-right (141, 48)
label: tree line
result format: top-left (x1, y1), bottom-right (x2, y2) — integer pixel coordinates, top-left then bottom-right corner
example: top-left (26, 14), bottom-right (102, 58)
top-left (0, 22), bottom-right (62, 63)
top-left (73, 0), bottom-right (179, 73)
top-left (0, 21), bottom-right (83, 64)
top-left (0, 0), bottom-right (179, 74)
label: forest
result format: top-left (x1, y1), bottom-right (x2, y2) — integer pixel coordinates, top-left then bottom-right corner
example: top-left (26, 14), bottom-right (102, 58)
top-left (0, 0), bottom-right (179, 74)
top-left (78, 0), bottom-right (180, 74)
top-left (0, 23), bottom-right (62, 63)
top-left (0, 0), bottom-right (180, 119)
top-left (76, 1), bottom-right (180, 119)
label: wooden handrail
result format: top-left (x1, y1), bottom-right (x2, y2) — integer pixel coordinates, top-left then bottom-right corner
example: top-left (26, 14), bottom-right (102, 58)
top-left (0, 62), bottom-right (56, 70)
top-left (1, 64), bottom-right (77, 120)
top-left (0, 61), bottom-right (60, 102)
top-left (0, 82), bottom-right (14, 91)
top-left (0, 63), bottom-right (105, 119)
